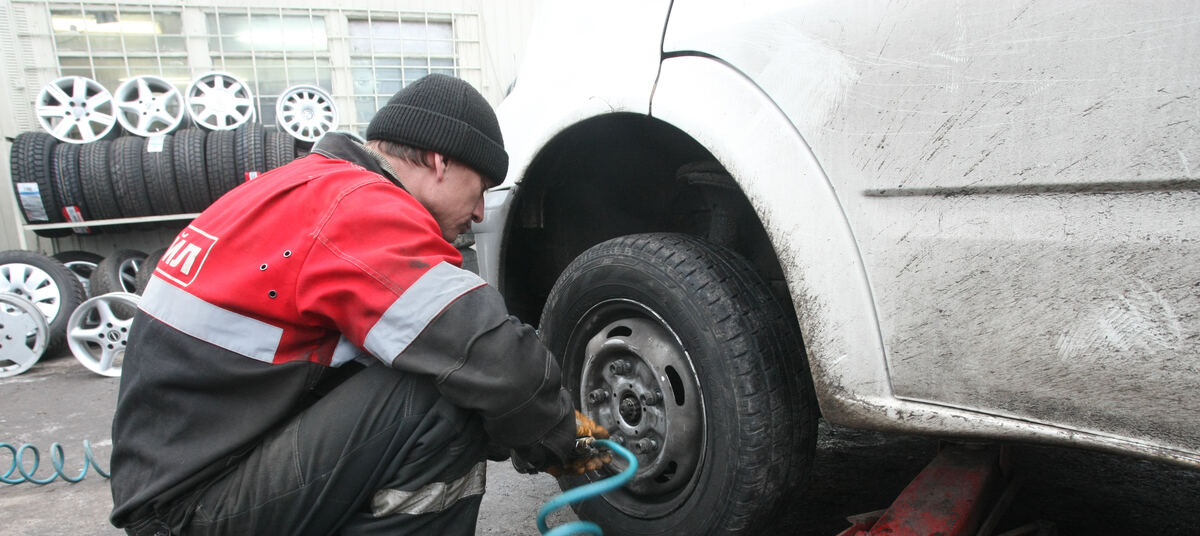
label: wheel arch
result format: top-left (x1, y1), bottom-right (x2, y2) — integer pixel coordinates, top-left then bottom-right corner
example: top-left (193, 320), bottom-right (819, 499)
top-left (649, 55), bottom-right (892, 423)
top-left (494, 54), bottom-right (895, 425)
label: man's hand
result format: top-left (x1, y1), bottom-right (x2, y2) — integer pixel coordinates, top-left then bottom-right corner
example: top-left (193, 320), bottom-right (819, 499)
top-left (574, 411), bottom-right (609, 441)
top-left (511, 411), bottom-right (614, 475)
top-left (545, 411), bottom-right (612, 476)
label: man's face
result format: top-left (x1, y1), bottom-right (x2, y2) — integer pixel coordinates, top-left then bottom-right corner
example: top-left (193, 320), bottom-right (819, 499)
top-left (423, 159), bottom-right (489, 242)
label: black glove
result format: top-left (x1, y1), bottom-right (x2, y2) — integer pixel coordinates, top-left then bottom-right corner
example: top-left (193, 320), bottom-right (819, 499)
top-left (509, 409), bottom-right (577, 474)
top-left (510, 410), bottom-right (611, 475)
top-left (510, 443), bottom-right (564, 474)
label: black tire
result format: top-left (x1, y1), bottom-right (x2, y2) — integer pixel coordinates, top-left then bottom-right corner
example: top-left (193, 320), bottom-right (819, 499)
top-left (459, 248), bottom-right (478, 275)
top-left (173, 128), bottom-right (212, 212)
top-left (205, 129), bottom-right (239, 199)
top-left (143, 134), bottom-right (184, 216)
top-left (235, 122), bottom-right (265, 180)
top-left (111, 136), bottom-right (156, 230)
top-left (11, 132), bottom-right (71, 237)
top-left (79, 140), bottom-right (124, 226)
top-left (540, 233), bottom-right (817, 535)
top-left (0, 249), bottom-right (87, 358)
top-left (264, 129), bottom-right (297, 171)
top-left (295, 140), bottom-right (313, 158)
top-left (89, 249), bottom-right (148, 297)
top-left (52, 142), bottom-right (92, 235)
top-left (133, 247), bottom-right (167, 295)
top-left (52, 250), bottom-right (103, 298)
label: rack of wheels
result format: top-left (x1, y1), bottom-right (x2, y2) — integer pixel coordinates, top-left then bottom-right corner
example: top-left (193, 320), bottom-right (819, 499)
top-left (2, 72), bottom-right (339, 379)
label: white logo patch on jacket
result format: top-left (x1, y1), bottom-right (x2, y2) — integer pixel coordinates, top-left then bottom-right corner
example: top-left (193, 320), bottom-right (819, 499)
top-left (158, 225), bottom-right (219, 287)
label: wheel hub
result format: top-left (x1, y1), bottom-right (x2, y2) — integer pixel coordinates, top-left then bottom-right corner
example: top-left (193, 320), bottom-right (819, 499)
top-left (618, 392), bottom-right (642, 425)
top-left (69, 100), bottom-right (87, 118)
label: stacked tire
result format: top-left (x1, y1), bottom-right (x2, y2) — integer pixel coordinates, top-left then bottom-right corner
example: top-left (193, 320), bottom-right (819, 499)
top-left (9, 127), bottom-right (301, 237)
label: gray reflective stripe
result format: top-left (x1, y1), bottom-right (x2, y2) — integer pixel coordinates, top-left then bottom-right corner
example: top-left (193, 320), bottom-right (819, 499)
top-left (371, 461), bottom-right (486, 517)
top-left (330, 335), bottom-right (362, 367)
top-left (139, 276), bottom-right (283, 364)
top-left (364, 262), bottom-right (486, 366)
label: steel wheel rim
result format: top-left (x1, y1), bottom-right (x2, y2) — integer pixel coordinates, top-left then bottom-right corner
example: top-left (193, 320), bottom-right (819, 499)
top-left (114, 75), bottom-right (185, 136)
top-left (66, 292), bottom-right (139, 377)
top-left (36, 76), bottom-right (117, 144)
top-left (0, 263), bottom-right (64, 324)
top-left (186, 72), bottom-right (255, 130)
top-left (569, 299), bottom-right (706, 517)
top-left (0, 293), bottom-right (49, 378)
top-left (276, 84), bottom-right (338, 142)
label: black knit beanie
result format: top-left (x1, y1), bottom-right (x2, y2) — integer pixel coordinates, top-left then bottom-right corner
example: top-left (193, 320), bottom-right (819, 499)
top-left (366, 74), bottom-right (508, 185)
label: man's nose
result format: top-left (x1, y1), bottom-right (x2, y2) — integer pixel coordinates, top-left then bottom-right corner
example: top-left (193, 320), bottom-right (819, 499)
top-left (472, 198), bottom-right (484, 223)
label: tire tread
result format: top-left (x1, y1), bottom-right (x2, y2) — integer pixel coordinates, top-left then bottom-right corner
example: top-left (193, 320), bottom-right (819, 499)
top-left (542, 232), bottom-right (817, 534)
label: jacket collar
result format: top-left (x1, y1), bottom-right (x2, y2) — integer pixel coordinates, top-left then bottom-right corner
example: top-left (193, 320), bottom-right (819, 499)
top-left (311, 131), bottom-right (404, 188)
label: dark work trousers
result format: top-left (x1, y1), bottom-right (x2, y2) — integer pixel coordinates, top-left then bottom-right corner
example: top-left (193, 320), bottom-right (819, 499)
top-left (127, 364), bottom-right (489, 536)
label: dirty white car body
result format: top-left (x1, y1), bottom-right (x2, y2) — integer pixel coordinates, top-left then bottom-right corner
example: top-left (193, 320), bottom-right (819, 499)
top-left (475, 1), bottom-right (1199, 532)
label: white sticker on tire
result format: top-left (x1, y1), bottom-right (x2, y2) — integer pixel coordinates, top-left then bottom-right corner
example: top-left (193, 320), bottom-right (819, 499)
top-left (147, 135), bottom-right (166, 153)
top-left (16, 183), bottom-right (49, 221)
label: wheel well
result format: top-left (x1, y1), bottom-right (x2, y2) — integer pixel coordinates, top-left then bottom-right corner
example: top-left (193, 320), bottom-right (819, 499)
top-left (500, 113), bottom-right (793, 327)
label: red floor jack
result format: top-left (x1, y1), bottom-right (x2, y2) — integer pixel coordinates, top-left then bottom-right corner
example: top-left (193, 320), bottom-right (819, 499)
top-left (836, 443), bottom-right (1055, 536)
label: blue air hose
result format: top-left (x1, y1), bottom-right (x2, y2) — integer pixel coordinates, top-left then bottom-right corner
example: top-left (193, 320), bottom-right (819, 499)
top-left (537, 439), bottom-right (638, 536)
top-left (1, 440), bottom-right (110, 484)
top-left (3, 436), bottom-right (633, 536)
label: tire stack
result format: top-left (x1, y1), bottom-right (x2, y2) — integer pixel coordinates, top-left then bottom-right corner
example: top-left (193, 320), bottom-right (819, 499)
top-left (9, 126), bottom-right (302, 237)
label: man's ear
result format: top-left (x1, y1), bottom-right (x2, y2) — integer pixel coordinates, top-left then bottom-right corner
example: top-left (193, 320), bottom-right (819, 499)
top-left (431, 151), bottom-right (448, 181)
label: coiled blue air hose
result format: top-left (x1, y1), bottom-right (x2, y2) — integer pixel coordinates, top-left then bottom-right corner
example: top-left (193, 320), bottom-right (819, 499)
top-left (537, 439), bottom-right (638, 536)
top-left (1, 440), bottom-right (110, 484)
top-left (3, 436), bottom-right (632, 535)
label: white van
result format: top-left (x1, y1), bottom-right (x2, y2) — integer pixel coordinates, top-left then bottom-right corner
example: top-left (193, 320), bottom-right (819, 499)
top-left (474, 1), bottom-right (1200, 533)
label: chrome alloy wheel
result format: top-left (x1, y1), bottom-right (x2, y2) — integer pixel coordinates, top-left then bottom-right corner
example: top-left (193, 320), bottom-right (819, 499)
top-left (276, 84), bottom-right (338, 142)
top-left (186, 72), bottom-right (255, 130)
top-left (0, 293), bottom-right (50, 378)
top-left (35, 76), bottom-right (117, 143)
top-left (573, 299), bottom-right (706, 516)
top-left (67, 292), bottom-right (139, 377)
top-left (61, 260), bottom-right (97, 297)
top-left (113, 75), bottom-right (185, 137)
top-left (0, 263), bottom-right (65, 326)
top-left (117, 256), bottom-right (142, 293)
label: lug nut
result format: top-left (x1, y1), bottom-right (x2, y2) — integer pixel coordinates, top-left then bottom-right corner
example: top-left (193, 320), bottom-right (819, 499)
top-left (632, 438), bottom-right (658, 454)
top-left (587, 388), bottom-right (610, 405)
top-left (639, 390), bottom-right (662, 406)
top-left (609, 359), bottom-right (633, 376)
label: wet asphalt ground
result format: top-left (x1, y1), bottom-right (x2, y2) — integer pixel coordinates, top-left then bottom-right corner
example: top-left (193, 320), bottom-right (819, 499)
top-left (4, 352), bottom-right (1199, 535)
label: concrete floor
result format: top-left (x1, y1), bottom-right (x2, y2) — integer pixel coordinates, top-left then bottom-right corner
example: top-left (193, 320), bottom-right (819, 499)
top-left (6, 351), bottom-right (1200, 535)
top-left (1, 353), bottom-right (574, 536)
